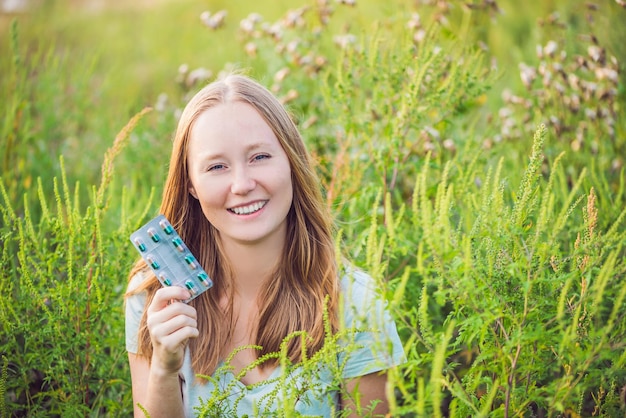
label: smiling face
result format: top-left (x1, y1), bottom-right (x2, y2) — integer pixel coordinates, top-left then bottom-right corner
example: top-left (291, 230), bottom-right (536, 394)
top-left (187, 101), bottom-right (293, 250)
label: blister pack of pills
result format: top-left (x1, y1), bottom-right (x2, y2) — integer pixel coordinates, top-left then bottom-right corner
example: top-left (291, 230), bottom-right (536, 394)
top-left (130, 214), bottom-right (213, 303)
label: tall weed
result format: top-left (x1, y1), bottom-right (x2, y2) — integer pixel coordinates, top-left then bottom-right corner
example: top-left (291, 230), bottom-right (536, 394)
top-left (0, 110), bottom-right (151, 416)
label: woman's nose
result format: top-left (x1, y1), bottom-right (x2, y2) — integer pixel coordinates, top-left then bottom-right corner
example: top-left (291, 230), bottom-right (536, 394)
top-left (230, 166), bottom-right (256, 195)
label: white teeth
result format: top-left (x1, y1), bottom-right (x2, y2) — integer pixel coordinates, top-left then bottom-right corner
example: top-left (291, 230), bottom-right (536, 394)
top-left (230, 201), bottom-right (266, 215)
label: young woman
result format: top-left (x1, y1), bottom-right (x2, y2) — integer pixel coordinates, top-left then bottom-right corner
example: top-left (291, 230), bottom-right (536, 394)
top-left (125, 74), bottom-right (405, 417)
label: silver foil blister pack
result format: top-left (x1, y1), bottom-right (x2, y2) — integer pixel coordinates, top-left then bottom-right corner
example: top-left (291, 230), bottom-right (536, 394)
top-left (130, 214), bottom-right (213, 302)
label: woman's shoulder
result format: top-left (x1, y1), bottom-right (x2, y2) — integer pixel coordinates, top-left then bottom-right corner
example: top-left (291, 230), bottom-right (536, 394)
top-left (127, 268), bottom-right (151, 293)
top-left (338, 264), bottom-right (383, 312)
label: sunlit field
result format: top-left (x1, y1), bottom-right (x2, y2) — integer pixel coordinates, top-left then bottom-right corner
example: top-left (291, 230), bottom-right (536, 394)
top-left (1, 0), bottom-right (625, 416)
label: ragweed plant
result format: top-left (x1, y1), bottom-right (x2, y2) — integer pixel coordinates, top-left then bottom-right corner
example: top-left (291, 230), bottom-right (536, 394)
top-left (0, 109), bottom-right (151, 416)
top-left (192, 290), bottom-right (397, 418)
top-left (352, 124), bottom-right (626, 416)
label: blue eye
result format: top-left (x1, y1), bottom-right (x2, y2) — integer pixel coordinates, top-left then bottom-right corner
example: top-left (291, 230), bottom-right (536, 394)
top-left (208, 164), bottom-right (225, 172)
top-left (253, 154), bottom-right (270, 161)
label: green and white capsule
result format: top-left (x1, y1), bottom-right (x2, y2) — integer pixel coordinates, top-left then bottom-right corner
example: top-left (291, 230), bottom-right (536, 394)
top-left (146, 255), bottom-right (159, 269)
top-left (158, 273), bottom-right (172, 286)
top-left (147, 228), bottom-right (160, 242)
top-left (133, 237), bottom-right (147, 252)
top-left (172, 237), bottom-right (185, 252)
top-left (184, 255), bottom-right (198, 269)
top-left (197, 272), bottom-right (211, 287)
top-left (159, 219), bottom-right (174, 235)
top-left (185, 280), bottom-right (197, 295)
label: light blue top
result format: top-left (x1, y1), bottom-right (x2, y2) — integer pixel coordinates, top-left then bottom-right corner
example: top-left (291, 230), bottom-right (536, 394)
top-left (126, 267), bottom-right (405, 417)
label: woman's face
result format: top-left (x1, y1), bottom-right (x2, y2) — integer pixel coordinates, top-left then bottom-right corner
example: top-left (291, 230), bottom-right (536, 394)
top-left (187, 101), bottom-right (293, 250)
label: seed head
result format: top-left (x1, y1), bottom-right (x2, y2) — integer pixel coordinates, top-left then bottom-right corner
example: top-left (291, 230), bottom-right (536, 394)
top-left (201, 10), bottom-right (227, 30)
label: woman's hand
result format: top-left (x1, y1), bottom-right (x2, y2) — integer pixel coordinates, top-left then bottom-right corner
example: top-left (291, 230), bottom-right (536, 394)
top-left (146, 286), bottom-right (199, 375)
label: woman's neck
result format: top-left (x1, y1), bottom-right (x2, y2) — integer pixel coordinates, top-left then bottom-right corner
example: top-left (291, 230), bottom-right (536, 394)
top-left (220, 235), bottom-right (284, 300)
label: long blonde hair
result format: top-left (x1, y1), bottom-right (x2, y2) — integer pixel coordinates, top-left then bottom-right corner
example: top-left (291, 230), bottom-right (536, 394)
top-left (127, 74), bottom-right (339, 377)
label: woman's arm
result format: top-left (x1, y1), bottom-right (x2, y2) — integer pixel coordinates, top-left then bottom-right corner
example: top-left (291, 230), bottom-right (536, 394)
top-left (128, 286), bottom-right (198, 418)
top-left (342, 371), bottom-right (390, 417)
top-left (129, 352), bottom-right (185, 417)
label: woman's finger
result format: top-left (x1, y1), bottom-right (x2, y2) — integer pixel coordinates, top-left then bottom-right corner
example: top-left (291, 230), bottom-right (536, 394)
top-left (148, 286), bottom-right (192, 312)
top-left (150, 311), bottom-right (198, 339)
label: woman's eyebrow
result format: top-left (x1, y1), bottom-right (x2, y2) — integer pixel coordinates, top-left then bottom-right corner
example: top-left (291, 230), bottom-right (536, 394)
top-left (196, 142), bottom-right (274, 161)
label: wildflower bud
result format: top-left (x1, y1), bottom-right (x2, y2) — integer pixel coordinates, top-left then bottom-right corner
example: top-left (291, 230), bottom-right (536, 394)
top-left (587, 45), bottom-right (603, 63)
top-left (549, 115), bottom-right (560, 127)
top-left (265, 23), bottom-right (283, 40)
top-left (240, 18), bottom-right (255, 34)
top-left (200, 10), bottom-right (211, 24)
top-left (498, 107), bottom-right (513, 119)
top-left (302, 116), bottom-right (318, 129)
top-left (536, 44), bottom-right (543, 59)
top-left (435, 13), bottom-right (449, 26)
top-left (443, 139), bottom-right (456, 153)
top-left (542, 70), bottom-right (552, 87)
top-left (201, 10), bottom-right (227, 30)
top-left (570, 139), bottom-right (582, 152)
top-left (519, 63), bottom-right (536, 89)
top-left (407, 13), bottom-right (421, 30)
top-left (155, 93), bottom-right (168, 112)
top-left (568, 73), bottom-right (579, 90)
top-left (569, 94), bottom-right (580, 112)
top-left (581, 80), bottom-right (598, 95)
top-left (595, 67), bottom-right (618, 82)
top-left (552, 62), bottom-right (563, 73)
top-left (538, 62), bottom-right (546, 76)
top-left (314, 55), bottom-right (327, 69)
top-left (333, 34), bottom-right (357, 49)
top-left (280, 89), bottom-right (299, 104)
top-left (490, 57), bottom-right (498, 71)
top-left (607, 125), bottom-right (615, 138)
top-left (423, 126), bottom-right (441, 140)
top-left (244, 42), bottom-right (257, 57)
top-left (178, 63), bottom-right (189, 75)
top-left (423, 141), bottom-right (436, 154)
top-left (413, 29), bottom-right (426, 43)
top-left (597, 88), bottom-right (615, 101)
top-left (284, 11), bottom-right (297, 28)
top-left (501, 89), bottom-right (512, 103)
top-left (584, 108), bottom-right (597, 120)
top-left (299, 54), bottom-right (313, 66)
top-left (286, 40), bottom-right (299, 53)
top-left (274, 67), bottom-right (290, 82)
top-left (437, 0), bottom-right (450, 13)
top-left (554, 82), bottom-right (565, 95)
top-left (248, 13), bottom-right (263, 23)
top-left (612, 158), bottom-right (623, 172)
top-left (186, 68), bottom-right (212, 87)
top-left (544, 40), bottom-right (558, 57)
